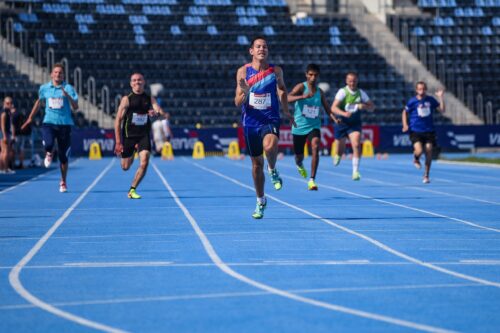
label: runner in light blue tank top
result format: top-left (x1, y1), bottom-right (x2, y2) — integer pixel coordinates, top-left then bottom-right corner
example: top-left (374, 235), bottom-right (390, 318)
top-left (288, 64), bottom-right (337, 190)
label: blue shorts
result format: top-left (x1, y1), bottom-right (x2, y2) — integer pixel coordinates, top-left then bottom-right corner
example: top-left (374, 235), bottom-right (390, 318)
top-left (42, 124), bottom-right (72, 164)
top-left (334, 124), bottom-right (361, 140)
top-left (244, 123), bottom-right (280, 157)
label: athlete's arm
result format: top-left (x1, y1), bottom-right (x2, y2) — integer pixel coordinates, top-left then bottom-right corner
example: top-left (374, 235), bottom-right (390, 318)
top-left (21, 99), bottom-right (41, 131)
top-left (435, 89), bottom-right (445, 113)
top-left (61, 86), bottom-right (79, 111)
top-left (114, 96), bottom-right (129, 156)
top-left (402, 108), bottom-right (409, 133)
top-left (359, 100), bottom-right (375, 112)
top-left (320, 89), bottom-right (338, 123)
top-left (235, 66), bottom-right (249, 107)
top-left (0, 112), bottom-right (6, 144)
top-left (286, 83), bottom-right (307, 103)
top-left (275, 66), bottom-right (296, 127)
top-left (331, 98), bottom-right (351, 118)
top-left (150, 97), bottom-right (165, 116)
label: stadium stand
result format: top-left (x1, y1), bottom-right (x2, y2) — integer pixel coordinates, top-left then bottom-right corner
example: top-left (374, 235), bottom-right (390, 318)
top-left (1, 0), bottom-right (451, 127)
top-left (388, 0), bottom-right (500, 123)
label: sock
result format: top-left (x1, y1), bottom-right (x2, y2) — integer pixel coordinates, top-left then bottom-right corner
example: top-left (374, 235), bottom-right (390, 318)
top-left (257, 196), bottom-right (266, 205)
top-left (352, 157), bottom-right (360, 173)
top-left (309, 177), bottom-right (315, 181)
top-left (129, 186), bottom-right (136, 191)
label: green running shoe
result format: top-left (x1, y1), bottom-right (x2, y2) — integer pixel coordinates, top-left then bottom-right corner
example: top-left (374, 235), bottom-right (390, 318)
top-left (269, 168), bottom-right (282, 190)
top-left (252, 201), bottom-right (266, 219)
top-left (307, 179), bottom-right (318, 191)
top-left (333, 154), bottom-right (341, 166)
top-left (128, 188), bottom-right (142, 199)
top-left (352, 171), bottom-right (361, 181)
top-left (297, 165), bottom-right (308, 178)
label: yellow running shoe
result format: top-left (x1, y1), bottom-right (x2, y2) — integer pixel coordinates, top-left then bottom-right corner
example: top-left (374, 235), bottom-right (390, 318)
top-left (128, 188), bottom-right (141, 199)
top-left (297, 165), bottom-right (308, 178)
top-left (252, 201), bottom-right (266, 219)
top-left (307, 179), bottom-right (318, 191)
top-left (333, 154), bottom-right (341, 166)
top-left (352, 171), bottom-right (361, 181)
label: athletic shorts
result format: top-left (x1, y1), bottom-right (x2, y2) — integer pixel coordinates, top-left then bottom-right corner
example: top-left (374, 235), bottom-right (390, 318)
top-left (334, 124), bottom-right (361, 139)
top-left (244, 123), bottom-right (280, 157)
top-left (42, 124), bottom-right (72, 164)
top-left (410, 131), bottom-right (436, 146)
top-left (293, 128), bottom-right (320, 155)
top-left (122, 134), bottom-right (151, 158)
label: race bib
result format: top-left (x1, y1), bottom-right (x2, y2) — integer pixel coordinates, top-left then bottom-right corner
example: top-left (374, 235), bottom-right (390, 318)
top-left (345, 103), bottom-right (358, 114)
top-left (249, 93), bottom-right (271, 110)
top-left (48, 98), bottom-right (64, 109)
top-left (417, 106), bottom-right (431, 117)
top-left (132, 113), bottom-right (148, 125)
top-left (302, 105), bottom-right (319, 119)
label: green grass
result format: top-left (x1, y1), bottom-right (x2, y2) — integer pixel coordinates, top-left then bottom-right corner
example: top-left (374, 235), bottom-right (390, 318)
top-left (441, 156), bottom-right (500, 165)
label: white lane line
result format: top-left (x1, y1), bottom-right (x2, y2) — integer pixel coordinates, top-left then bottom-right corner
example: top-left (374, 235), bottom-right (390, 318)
top-left (272, 160), bottom-right (500, 233)
top-left (0, 159), bottom-right (80, 196)
top-left (8, 159), bottom-right (126, 333)
top-left (436, 160), bottom-right (500, 169)
top-left (153, 163), bottom-right (456, 333)
top-left (1, 259), bottom-right (500, 271)
top-left (63, 261), bottom-right (174, 267)
top-left (192, 160), bottom-right (500, 289)
top-left (0, 283), bottom-right (481, 311)
top-left (307, 163), bottom-right (500, 206)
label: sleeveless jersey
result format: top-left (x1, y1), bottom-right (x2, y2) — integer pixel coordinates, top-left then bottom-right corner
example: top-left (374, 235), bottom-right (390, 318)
top-left (123, 92), bottom-right (152, 138)
top-left (241, 63), bottom-right (280, 127)
top-left (338, 87), bottom-right (362, 127)
top-left (292, 82), bottom-right (322, 135)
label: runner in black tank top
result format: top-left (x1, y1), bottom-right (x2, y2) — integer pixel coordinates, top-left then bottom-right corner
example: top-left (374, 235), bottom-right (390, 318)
top-left (114, 73), bottom-right (166, 199)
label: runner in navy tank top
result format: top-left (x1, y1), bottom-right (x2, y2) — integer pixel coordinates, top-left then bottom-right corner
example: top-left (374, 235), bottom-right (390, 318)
top-left (235, 36), bottom-right (295, 219)
top-left (402, 81), bottom-right (445, 184)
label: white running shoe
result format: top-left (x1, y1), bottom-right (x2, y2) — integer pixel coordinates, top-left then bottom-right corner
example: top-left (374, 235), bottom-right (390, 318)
top-left (59, 181), bottom-right (67, 193)
top-left (422, 176), bottom-right (430, 184)
top-left (44, 152), bottom-right (53, 168)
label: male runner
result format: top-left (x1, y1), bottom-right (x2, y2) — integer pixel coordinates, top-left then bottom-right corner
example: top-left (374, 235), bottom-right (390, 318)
top-left (288, 64), bottom-right (337, 190)
top-left (402, 81), bottom-right (445, 184)
top-left (331, 72), bottom-right (375, 181)
top-left (114, 72), bottom-right (165, 198)
top-left (22, 64), bottom-right (79, 192)
top-left (235, 36), bottom-right (295, 219)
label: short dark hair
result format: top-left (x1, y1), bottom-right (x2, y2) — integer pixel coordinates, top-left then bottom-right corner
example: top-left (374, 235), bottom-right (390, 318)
top-left (306, 64), bottom-right (320, 73)
top-left (130, 72), bottom-right (145, 80)
top-left (250, 36), bottom-right (267, 48)
top-left (346, 71), bottom-right (358, 78)
top-left (52, 63), bottom-right (64, 72)
top-left (416, 81), bottom-right (427, 89)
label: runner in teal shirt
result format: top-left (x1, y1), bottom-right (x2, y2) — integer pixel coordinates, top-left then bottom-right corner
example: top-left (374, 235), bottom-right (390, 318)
top-left (288, 64), bottom-right (337, 190)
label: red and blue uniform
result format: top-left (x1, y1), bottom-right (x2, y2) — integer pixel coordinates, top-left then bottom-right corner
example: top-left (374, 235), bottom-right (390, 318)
top-left (241, 64), bottom-right (281, 157)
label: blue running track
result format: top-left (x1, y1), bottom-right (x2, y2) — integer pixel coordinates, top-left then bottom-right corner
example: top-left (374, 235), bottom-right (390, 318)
top-left (1, 155), bottom-right (499, 332)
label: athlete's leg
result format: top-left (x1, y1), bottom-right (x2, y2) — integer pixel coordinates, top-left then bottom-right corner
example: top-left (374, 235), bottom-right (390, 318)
top-left (131, 150), bottom-right (150, 189)
top-left (56, 126), bottom-right (72, 184)
top-left (293, 133), bottom-right (307, 178)
top-left (348, 131), bottom-right (361, 180)
top-left (263, 133), bottom-right (279, 170)
top-left (121, 156), bottom-right (134, 171)
top-left (310, 136), bottom-right (320, 179)
top-left (424, 142), bottom-right (433, 178)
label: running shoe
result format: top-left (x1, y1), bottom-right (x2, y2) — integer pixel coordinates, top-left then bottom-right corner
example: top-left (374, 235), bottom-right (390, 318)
top-left (413, 159), bottom-right (421, 169)
top-left (308, 179), bottom-right (318, 191)
top-left (44, 152), bottom-right (53, 168)
top-left (333, 154), bottom-right (341, 166)
top-left (422, 176), bottom-right (430, 184)
top-left (252, 201), bottom-right (266, 219)
top-left (269, 168), bottom-right (282, 190)
top-left (352, 171), bottom-right (361, 181)
top-left (5, 168), bottom-right (16, 174)
top-left (128, 188), bottom-right (141, 199)
top-left (297, 164), bottom-right (308, 178)
top-left (59, 181), bottom-right (67, 193)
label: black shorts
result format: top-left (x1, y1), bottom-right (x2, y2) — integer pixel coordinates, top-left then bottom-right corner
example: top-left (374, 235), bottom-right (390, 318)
top-left (410, 131), bottom-right (436, 146)
top-left (122, 134), bottom-right (151, 158)
top-left (293, 128), bottom-right (321, 155)
top-left (244, 123), bottom-right (280, 157)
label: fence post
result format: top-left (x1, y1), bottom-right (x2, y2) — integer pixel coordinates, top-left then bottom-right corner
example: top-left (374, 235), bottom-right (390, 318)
top-left (74, 67), bottom-right (82, 96)
top-left (466, 85), bottom-right (474, 112)
top-left (485, 102), bottom-right (493, 124)
top-left (60, 57), bottom-right (69, 81)
top-left (476, 93), bottom-right (484, 121)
